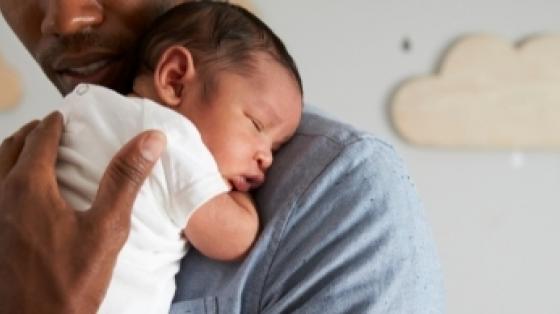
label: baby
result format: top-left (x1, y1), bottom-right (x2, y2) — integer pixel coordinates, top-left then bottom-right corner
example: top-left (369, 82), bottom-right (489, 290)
top-left (56, 2), bottom-right (303, 314)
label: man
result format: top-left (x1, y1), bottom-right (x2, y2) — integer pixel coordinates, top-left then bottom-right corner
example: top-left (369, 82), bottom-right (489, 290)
top-left (0, 0), bottom-right (445, 313)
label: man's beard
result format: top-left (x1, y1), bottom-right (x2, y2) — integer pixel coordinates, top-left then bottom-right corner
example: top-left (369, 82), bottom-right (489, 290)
top-left (36, 31), bottom-right (137, 95)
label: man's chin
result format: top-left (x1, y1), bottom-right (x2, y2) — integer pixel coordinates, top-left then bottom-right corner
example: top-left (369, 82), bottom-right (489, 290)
top-left (47, 59), bottom-right (135, 96)
top-left (51, 71), bottom-right (133, 96)
top-left (53, 79), bottom-right (76, 96)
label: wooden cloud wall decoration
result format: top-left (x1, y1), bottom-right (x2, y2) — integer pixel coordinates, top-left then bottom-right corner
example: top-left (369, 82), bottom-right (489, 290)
top-left (391, 34), bottom-right (560, 149)
top-left (0, 52), bottom-right (22, 111)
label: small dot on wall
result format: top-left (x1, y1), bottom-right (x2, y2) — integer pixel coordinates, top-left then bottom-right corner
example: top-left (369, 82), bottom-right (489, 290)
top-left (401, 37), bottom-right (412, 53)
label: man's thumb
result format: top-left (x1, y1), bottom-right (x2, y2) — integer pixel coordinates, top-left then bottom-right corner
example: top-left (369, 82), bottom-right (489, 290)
top-left (91, 130), bottom-right (166, 231)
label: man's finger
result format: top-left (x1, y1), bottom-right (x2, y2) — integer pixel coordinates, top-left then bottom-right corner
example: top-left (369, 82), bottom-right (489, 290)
top-left (11, 112), bottom-right (63, 181)
top-left (0, 120), bottom-right (40, 180)
top-left (90, 130), bottom-right (166, 237)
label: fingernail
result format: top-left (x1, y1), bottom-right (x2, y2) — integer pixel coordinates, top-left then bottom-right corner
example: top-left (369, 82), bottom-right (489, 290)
top-left (141, 131), bottom-right (166, 162)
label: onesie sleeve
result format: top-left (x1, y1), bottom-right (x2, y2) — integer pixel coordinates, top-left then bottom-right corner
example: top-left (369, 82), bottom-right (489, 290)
top-left (140, 98), bottom-right (230, 230)
top-left (163, 141), bottom-right (231, 229)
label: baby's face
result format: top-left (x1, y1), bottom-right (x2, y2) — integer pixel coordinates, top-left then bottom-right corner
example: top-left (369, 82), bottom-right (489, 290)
top-left (184, 53), bottom-right (302, 192)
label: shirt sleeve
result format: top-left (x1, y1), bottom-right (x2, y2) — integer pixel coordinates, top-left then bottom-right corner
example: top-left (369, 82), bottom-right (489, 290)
top-left (259, 136), bottom-right (445, 314)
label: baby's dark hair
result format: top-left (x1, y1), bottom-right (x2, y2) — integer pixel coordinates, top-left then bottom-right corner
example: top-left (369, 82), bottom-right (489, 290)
top-left (135, 1), bottom-right (302, 98)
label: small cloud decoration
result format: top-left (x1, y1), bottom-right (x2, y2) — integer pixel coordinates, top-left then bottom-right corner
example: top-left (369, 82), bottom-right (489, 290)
top-left (391, 34), bottom-right (560, 149)
top-left (0, 52), bottom-right (22, 111)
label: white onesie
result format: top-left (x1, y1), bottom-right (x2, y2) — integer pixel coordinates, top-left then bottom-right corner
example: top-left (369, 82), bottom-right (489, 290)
top-left (56, 84), bottom-right (230, 314)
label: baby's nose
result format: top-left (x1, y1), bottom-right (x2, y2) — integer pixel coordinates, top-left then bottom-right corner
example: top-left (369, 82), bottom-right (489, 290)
top-left (257, 150), bottom-right (273, 171)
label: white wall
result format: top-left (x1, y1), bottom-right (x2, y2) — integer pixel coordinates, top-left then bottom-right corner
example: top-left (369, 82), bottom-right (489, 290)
top-left (2, 1), bottom-right (560, 313)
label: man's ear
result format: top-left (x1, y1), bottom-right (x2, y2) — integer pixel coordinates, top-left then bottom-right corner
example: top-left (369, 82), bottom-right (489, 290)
top-left (153, 45), bottom-right (196, 107)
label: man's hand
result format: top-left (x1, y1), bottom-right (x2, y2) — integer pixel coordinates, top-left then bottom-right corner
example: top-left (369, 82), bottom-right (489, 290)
top-left (0, 112), bottom-right (166, 314)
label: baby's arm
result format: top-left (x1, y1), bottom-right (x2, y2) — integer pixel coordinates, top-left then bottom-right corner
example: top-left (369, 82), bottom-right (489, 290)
top-left (184, 191), bottom-right (259, 261)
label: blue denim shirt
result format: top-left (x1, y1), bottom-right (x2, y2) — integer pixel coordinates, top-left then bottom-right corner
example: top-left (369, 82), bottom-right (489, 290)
top-left (171, 108), bottom-right (445, 313)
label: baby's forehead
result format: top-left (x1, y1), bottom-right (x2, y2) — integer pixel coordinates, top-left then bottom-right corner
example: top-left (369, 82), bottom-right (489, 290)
top-left (208, 52), bottom-right (299, 92)
top-left (240, 52), bottom-right (302, 92)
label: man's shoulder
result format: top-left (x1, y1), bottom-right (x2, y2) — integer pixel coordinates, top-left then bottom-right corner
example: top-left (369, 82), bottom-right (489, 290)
top-left (270, 106), bottom-right (415, 211)
top-left (298, 106), bottom-right (374, 145)
top-left (257, 106), bottom-right (408, 224)
top-left (255, 108), bottom-right (445, 313)
top-left (272, 107), bottom-right (401, 186)
top-left (296, 107), bottom-right (398, 160)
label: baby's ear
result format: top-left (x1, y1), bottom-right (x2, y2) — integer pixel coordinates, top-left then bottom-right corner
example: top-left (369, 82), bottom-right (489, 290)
top-left (153, 45), bottom-right (196, 107)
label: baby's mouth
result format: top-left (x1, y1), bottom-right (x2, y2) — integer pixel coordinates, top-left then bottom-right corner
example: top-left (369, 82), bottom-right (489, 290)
top-left (229, 177), bottom-right (249, 192)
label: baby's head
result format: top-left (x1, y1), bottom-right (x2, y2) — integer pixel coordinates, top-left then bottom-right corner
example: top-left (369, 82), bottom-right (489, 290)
top-left (132, 1), bottom-right (303, 192)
